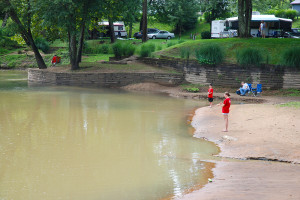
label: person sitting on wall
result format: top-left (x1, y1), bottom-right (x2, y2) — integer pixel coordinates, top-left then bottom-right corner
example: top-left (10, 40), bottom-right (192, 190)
top-left (236, 81), bottom-right (250, 96)
top-left (51, 55), bottom-right (58, 66)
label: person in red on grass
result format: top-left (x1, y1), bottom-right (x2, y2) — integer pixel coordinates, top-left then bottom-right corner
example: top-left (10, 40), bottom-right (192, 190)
top-left (51, 55), bottom-right (58, 66)
top-left (207, 84), bottom-right (214, 107)
top-left (218, 92), bottom-right (231, 132)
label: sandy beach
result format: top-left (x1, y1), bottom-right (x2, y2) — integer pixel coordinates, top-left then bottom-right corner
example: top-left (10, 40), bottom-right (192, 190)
top-left (123, 83), bottom-right (300, 200)
top-left (180, 103), bottom-right (300, 200)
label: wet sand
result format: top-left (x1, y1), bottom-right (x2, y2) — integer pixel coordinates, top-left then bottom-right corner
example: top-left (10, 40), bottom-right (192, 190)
top-left (180, 104), bottom-right (300, 200)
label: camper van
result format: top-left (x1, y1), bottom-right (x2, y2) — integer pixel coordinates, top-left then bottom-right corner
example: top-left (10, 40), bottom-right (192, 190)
top-left (211, 20), bottom-right (237, 38)
top-left (98, 21), bottom-right (128, 38)
top-left (211, 15), bottom-right (292, 38)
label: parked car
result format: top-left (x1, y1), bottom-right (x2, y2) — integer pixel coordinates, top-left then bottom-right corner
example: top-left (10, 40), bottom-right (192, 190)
top-left (147, 30), bottom-right (175, 39)
top-left (133, 28), bottom-right (159, 39)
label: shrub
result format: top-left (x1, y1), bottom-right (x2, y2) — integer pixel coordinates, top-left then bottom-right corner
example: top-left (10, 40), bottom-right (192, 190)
top-left (236, 48), bottom-right (264, 67)
top-left (285, 9), bottom-right (298, 20)
top-left (280, 47), bottom-right (300, 68)
top-left (123, 44), bottom-right (136, 57)
top-left (112, 42), bottom-right (124, 59)
top-left (201, 31), bottom-right (211, 39)
top-left (180, 47), bottom-right (191, 59)
top-left (35, 37), bottom-right (50, 53)
top-left (184, 87), bottom-right (199, 93)
top-left (0, 48), bottom-right (8, 55)
top-left (195, 44), bottom-right (224, 65)
top-left (101, 44), bottom-right (110, 54)
top-left (139, 43), bottom-right (156, 57)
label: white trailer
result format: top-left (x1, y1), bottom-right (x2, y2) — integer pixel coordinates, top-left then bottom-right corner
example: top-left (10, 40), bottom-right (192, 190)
top-left (98, 21), bottom-right (128, 37)
top-left (211, 20), bottom-right (226, 38)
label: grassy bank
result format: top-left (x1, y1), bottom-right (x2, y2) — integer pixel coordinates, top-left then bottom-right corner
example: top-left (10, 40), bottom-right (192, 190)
top-left (154, 38), bottom-right (300, 65)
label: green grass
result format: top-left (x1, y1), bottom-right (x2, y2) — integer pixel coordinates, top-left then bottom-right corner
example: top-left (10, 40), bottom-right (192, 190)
top-left (0, 54), bottom-right (37, 68)
top-left (82, 54), bottom-right (114, 62)
top-left (292, 18), bottom-right (300, 28)
top-left (156, 38), bottom-right (300, 65)
top-left (279, 102), bottom-right (300, 108)
top-left (181, 18), bottom-right (210, 40)
top-left (57, 62), bottom-right (179, 74)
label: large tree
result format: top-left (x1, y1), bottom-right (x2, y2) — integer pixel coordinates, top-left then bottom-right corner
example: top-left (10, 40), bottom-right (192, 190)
top-left (238, 0), bottom-right (252, 38)
top-left (142, 0), bottom-right (148, 42)
top-left (122, 0), bottom-right (141, 38)
top-left (200, 0), bottom-right (231, 23)
top-left (1, 0), bottom-right (47, 69)
top-left (151, 0), bottom-right (200, 37)
top-left (36, 0), bottom-right (101, 70)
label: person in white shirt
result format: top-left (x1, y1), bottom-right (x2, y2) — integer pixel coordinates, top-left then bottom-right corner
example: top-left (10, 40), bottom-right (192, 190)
top-left (238, 81), bottom-right (249, 96)
top-left (259, 20), bottom-right (266, 38)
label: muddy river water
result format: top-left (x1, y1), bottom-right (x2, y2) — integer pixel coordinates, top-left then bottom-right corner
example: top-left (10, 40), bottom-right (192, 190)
top-left (0, 71), bottom-right (219, 200)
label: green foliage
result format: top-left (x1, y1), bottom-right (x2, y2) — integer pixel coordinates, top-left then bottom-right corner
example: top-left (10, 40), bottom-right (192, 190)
top-left (112, 42), bottom-right (124, 59)
top-left (84, 42), bottom-right (111, 54)
top-left (167, 41), bottom-right (176, 47)
top-left (236, 48), bottom-right (264, 67)
top-left (151, 0), bottom-right (200, 32)
top-left (123, 44), bottom-right (136, 57)
top-left (201, 31), bottom-right (211, 39)
top-left (195, 44), bottom-right (224, 65)
top-left (0, 48), bottom-right (9, 55)
top-left (180, 47), bottom-right (190, 59)
top-left (35, 37), bottom-right (50, 53)
top-left (183, 87), bottom-right (200, 93)
top-left (280, 47), bottom-right (300, 68)
top-left (0, 29), bottom-right (19, 49)
top-left (112, 42), bottom-right (136, 58)
top-left (139, 43), bottom-right (156, 57)
top-left (267, 9), bottom-right (298, 20)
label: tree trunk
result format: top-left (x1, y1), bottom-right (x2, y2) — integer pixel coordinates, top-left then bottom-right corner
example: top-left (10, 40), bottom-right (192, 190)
top-left (2, 13), bottom-right (9, 27)
top-left (238, 0), bottom-right (252, 38)
top-left (129, 22), bottom-right (133, 38)
top-left (108, 16), bottom-right (115, 43)
top-left (69, 33), bottom-right (79, 70)
top-left (142, 0), bottom-right (148, 42)
top-left (77, 21), bottom-right (86, 64)
top-left (5, 0), bottom-right (47, 69)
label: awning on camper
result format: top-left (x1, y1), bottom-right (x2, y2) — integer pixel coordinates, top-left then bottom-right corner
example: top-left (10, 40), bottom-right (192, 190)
top-left (226, 15), bottom-right (292, 22)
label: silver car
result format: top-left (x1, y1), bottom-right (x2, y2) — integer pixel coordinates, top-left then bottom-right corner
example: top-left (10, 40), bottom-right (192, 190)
top-left (147, 30), bottom-right (175, 39)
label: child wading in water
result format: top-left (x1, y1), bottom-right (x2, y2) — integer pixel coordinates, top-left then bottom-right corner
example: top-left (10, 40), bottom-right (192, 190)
top-left (208, 84), bottom-right (214, 107)
top-left (218, 92), bottom-right (231, 132)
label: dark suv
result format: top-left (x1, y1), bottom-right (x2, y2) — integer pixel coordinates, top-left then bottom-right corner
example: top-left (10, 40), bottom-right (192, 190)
top-left (133, 28), bottom-right (159, 39)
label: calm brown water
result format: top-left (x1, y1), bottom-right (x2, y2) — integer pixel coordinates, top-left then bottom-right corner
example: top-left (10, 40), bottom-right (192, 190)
top-left (0, 71), bottom-right (219, 200)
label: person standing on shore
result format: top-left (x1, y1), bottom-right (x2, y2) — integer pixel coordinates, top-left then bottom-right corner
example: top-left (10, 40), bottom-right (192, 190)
top-left (218, 92), bottom-right (231, 132)
top-left (208, 84), bottom-right (214, 107)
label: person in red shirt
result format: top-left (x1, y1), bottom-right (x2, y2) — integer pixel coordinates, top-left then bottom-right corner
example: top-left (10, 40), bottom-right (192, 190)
top-left (207, 84), bottom-right (214, 107)
top-left (218, 92), bottom-right (231, 132)
top-left (51, 55), bottom-right (57, 66)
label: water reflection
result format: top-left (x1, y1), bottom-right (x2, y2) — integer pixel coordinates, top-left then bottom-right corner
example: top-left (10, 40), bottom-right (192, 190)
top-left (0, 71), bottom-right (219, 200)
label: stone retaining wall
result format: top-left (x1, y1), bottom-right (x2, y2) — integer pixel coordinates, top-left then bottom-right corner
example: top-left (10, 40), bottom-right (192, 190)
top-left (138, 57), bottom-right (300, 89)
top-left (28, 69), bottom-right (184, 87)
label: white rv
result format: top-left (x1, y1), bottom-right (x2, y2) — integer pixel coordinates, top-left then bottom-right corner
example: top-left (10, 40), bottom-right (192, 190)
top-left (212, 15), bottom-right (292, 38)
top-left (211, 20), bottom-right (226, 38)
top-left (211, 20), bottom-right (237, 38)
top-left (98, 21), bottom-right (128, 37)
